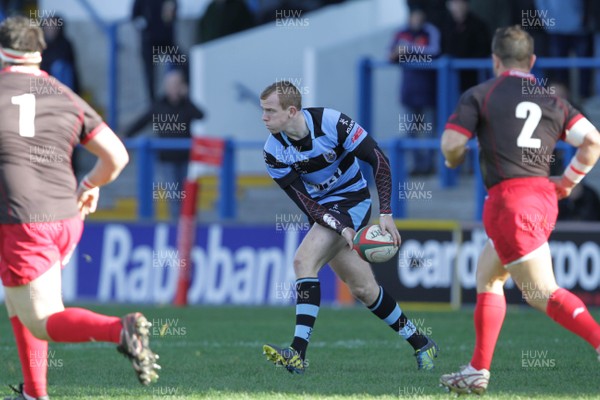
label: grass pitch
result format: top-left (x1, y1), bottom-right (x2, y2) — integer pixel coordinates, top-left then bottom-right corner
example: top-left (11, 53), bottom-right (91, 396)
top-left (0, 304), bottom-right (599, 399)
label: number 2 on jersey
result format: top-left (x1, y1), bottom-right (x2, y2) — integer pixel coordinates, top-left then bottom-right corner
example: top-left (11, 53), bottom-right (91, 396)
top-left (515, 101), bottom-right (541, 149)
top-left (11, 93), bottom-right (36, 137)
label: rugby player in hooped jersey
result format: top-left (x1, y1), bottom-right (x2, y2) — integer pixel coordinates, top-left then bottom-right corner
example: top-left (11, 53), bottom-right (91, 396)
top-left (0, 16), bottom-right (159, 400)
top-left (260, 81), bottom-right (438, 373)
top-left (439, 25), bottom-right (600, 395)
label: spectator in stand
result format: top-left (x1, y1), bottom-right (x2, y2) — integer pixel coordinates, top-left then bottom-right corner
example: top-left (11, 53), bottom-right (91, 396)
top-left (197, 0), bottom-right (254, 44)
top-left (440, 0), bottom-right (491, 92)
top-left (407, 0), bottom-right (447, 31)
top-left (534, 0), bottom-right (592, 99)
top-left (508, 0), bottom-right (549, 57)
top-left (132, 0), bottom-right (177, 101)
top-left (469, 0), bottom-right (510, 33)
top-left (125, 69), bottom-right (204, 220)
top-left (40, 15), bottom-right (79, 94)
top-left (389, 8), bottom-right (440, 175)
top-left (40, 15), bottom-right (82, 180)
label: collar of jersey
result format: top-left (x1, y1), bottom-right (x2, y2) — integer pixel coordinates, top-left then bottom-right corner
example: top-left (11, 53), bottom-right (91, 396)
top-left (1, 65), bottom-right (47, 76)
top-left (502, 69), bottom-right (535, 80)
top-left (279, 109), bottom-right (315, 147)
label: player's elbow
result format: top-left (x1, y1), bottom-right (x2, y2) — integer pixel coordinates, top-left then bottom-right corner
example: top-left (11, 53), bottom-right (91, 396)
top-left (101, 147), bottom-right (129, 180)
top-left (112, 149), bottom-right (130, 175)
top-left (582, 130), bottom-right (600, 154)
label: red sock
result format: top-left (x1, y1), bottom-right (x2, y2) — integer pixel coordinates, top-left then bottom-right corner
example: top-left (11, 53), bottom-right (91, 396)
top-left (46, 308), bottom-right (122, 343)
top-left (546, 288), bottom-right (600, 349)
top-left (10, 317), bottom-right (48, 398)
top-left (470, 293), bottom-right (506, 371)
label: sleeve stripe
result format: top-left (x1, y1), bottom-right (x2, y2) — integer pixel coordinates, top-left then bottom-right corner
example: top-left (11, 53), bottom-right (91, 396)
top-left (445, 123), bottom-right (473, 138)
top-left (570, 165), bottom-right (586, 175)
top-left (565, 116), bottom-right (595, 147)
top-left (81, 122), bottom-right (109, 145)
top-left (566, 114), bottom-right (584, 131)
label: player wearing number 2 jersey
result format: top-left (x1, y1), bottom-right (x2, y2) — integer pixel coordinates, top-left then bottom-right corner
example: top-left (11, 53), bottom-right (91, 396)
top-left (0, 17), bottom-right (159, 400)
top-left (439, 25), bottom-right (600, 395)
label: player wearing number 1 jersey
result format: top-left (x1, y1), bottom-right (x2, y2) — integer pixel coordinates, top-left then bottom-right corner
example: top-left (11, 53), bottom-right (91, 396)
top-left (0, 17), bottom-right (159, 400)
top-left (439, 25), bottom-right (600, 395)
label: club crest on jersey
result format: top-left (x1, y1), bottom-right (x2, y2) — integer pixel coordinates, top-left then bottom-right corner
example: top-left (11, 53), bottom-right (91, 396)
top-left (324, 149), bottom-right (337, 163)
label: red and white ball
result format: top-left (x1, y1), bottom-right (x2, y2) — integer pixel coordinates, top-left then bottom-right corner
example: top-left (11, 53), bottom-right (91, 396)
top-left (352, 225), bottom-right (399, 263)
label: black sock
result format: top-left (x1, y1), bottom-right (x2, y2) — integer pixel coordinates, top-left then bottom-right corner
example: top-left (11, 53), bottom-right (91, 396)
top-left (368, 286), bottom-right (428, 350)
top-left (290, 278), bottom-right (320, 359)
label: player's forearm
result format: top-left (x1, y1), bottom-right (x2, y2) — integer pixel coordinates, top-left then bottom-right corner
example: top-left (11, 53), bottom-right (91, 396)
top-left (441, 132), bottom-right (467, 168)
top-left (84, 156), bottom-right (128, 188)
top-left (81, 126), bottom-right (130, 188)
top-left (443, 147), bottom-right (466, 168)
top-left (372, 148), bottom-right (393, 214)
top-left (352, 137), bottom-right (392, 213)
top-left (562, 131), bottom-right (600, 187)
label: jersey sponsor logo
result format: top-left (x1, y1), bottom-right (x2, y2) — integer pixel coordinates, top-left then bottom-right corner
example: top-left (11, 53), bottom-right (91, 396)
top-left (323, 213), bottom-right (340, 231)
top-left (351, 127), bottom-right (364, 143)
top-left (346, 120), bottom-right (355, 135)
top-left (292, 163), bottom-right (309, 175)
top-left (263, 150), bottom-right (276, 168)
top-left (323, 149), bottom-right (337, 163)
top-left (308, 168), bottom-right (342, 191)
top-left (338, 116), bottom-right (356, 135)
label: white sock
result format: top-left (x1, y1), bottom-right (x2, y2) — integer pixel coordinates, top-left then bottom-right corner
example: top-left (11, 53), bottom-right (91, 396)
top-left (23, 392), bottom-right (36, 400)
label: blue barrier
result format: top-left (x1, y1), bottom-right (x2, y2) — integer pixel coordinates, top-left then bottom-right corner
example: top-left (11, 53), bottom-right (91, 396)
top-left (124, 136), bottom-right (575, 221)
top-left (358, 56), bottom-right (600, 189)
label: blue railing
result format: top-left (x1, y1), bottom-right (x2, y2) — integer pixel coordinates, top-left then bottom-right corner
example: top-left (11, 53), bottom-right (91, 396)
top-left (358, 56), bottom-right (599, 217)
top-left (123, 137), bottom-right (573, 221)
top-left (358, 57), bottom-right (597, 187)
top-left (123, 57), bottom-right (594, 221)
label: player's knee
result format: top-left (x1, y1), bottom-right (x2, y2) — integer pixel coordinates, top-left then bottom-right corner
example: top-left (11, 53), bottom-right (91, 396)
top-left (293, 256), bottom-right (317, 277)
top-left (521, 287), bottom-right (554, 312)
top-left (349, 282), bottom-right (376, 304)
top-left (18, 315), bottom-right (50, 340)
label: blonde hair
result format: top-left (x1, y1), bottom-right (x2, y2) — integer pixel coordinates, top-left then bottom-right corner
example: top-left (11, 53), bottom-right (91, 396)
top-left (260, 81), bottom-right (302, 110)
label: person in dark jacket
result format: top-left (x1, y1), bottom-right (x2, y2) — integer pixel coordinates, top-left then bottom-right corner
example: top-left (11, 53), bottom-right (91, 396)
top-left (197, 0), bottom-right (254, 44)
top-left (125, 69), bottom-right (204, 220)
top-left (390, 8), bottom-right (440, 175)
top-left (441, 0), bottom-right (491, 92)
top-left (40, 15), bottom-right (79, 93)
top-left (132, 0), bottom-right (177, 100)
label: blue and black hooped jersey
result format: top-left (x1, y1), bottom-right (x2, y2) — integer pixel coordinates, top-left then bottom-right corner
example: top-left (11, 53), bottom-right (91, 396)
top-left (263, 107), bottom-right (369, 204)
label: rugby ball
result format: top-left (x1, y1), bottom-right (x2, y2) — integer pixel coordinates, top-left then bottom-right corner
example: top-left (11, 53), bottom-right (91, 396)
top-left (352, 225), bottom-right (399, 263)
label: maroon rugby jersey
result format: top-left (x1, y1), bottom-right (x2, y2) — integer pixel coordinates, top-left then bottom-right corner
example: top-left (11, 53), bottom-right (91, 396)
top-left (446, 70), bottom-right (590, 189)
top-left (0, 66), bottom-right (105, 223)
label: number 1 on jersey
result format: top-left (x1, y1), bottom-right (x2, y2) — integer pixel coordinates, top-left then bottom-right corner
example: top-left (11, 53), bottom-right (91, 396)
top-left (11, 93), bottom-right (36, 137)
top-left (515, 101), bottom-right (541, 149)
